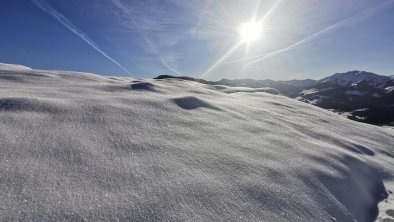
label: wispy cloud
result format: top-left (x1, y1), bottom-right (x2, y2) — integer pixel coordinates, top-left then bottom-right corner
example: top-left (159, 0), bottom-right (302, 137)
top-left (31, 0), bottom-right (131, 75)
top-left (111, 0), bottom-right (180, 75)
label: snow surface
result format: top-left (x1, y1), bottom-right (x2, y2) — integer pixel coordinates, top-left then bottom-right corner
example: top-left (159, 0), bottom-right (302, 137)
top-left (354, 108), bottom-right (370, 112)
top-left (385, 86), bottom-right (394, 93)
top-left (0, 68), bottom-right (393, 221)
top-left (0, 63), bottom-right (31, 71)
top-left (300, 88), bottom-right (319, 95)
top-left (300, 87), bottom-right (333, 96)
top-left (376, 181), bottom-right (394, 222)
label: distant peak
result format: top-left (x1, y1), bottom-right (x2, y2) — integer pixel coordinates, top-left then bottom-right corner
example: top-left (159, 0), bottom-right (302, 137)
top-left (335, 70), bottom-right (376, 76)
top-left (320, 70), bottom-right (390, 88)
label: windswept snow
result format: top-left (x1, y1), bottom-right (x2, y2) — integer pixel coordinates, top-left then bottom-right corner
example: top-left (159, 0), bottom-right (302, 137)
top-left (377, 182), bottom-right (394, 222)
top-left (0, 69), bottom-right (393, 221)
top-left (0, 63), bottom-right (31, 71)
top-left (385, 86), bottom-right (394, 93)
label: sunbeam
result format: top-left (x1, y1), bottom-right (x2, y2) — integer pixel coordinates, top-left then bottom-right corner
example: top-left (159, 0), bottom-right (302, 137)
top-left (111, 0), bottom-right (180, 75)
top-left (201, 0), bottom-right (281, 78)
top-left (201, 41), bottom-right (242, 78)
top-left (227, 0), bottom-right (394, 70)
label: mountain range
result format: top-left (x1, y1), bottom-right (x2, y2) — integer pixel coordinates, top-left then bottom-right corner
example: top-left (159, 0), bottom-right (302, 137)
top-left (156, 71), bottom-right (394, 126)
top-left (1, 62), bottom-right (393, 126)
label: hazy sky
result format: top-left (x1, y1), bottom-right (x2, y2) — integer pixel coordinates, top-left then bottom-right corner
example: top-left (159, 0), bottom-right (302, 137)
top-left (1, 0), bottom-right (394, 80)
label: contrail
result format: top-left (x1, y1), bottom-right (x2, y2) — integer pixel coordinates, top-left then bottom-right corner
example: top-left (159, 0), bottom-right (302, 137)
top-left (31, 0), bottom-right (132, 75)
top-left (227, 0), bottom-right (394, 66)
top-left (111, 0), bottom-right (180, 75)
top-left (226, 24), bottom-right (337, 65)
top-left (143, 35), bottom-right (181, 75)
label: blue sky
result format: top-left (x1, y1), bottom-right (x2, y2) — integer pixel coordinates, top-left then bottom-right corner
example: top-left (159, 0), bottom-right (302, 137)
top-left (0, 0), bottom-right (394, 80)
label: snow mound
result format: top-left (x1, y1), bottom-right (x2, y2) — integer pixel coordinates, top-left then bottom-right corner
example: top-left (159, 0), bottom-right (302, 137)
top-left (172, 96), bottom-right (220, 110)
top-left (130, 81), bottom-right (157, 91)
top-left (0, 69), bottom-right (393, 221)
top-left (0, 62), bottom-right (32, 70)
top-left (0, 97), bottom-right (60, 113)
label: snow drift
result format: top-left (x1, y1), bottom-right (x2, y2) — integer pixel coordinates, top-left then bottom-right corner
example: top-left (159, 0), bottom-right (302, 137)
top-left (0, 63), bottom-right (31, 71)
top-left (0, 67), bottom-right (393, 221)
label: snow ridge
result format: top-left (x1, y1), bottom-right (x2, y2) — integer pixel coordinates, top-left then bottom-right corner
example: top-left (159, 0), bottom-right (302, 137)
top-left (0, 63), bottom-right (32, 71)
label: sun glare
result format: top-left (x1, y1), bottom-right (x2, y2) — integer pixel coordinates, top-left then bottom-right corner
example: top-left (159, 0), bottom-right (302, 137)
top-left (238, 21), bottom-right (263, 44)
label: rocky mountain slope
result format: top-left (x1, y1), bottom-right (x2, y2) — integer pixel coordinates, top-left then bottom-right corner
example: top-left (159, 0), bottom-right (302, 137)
top-left (296, 71), bottom-right (394, 125)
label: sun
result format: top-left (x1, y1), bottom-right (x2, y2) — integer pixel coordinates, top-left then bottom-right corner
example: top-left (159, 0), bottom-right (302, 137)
top-left (238, 21), bottom-right (263, 44)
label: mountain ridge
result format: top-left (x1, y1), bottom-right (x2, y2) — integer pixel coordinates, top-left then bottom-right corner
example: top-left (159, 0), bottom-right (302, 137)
top-left (155, 70), bottom-right (394, 126)
top-left (1, 63), bottom-right (392, 125)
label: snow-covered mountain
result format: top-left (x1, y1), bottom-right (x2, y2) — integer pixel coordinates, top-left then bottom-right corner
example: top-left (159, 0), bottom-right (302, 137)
top-left (157, 71), bottom-right (393, 126)
top-left (320, 70), bottom-right (392, 88)
top-left (295, 71), bottom-right (394, 125)
top-left (0, 66), bottom-right (393, 221)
